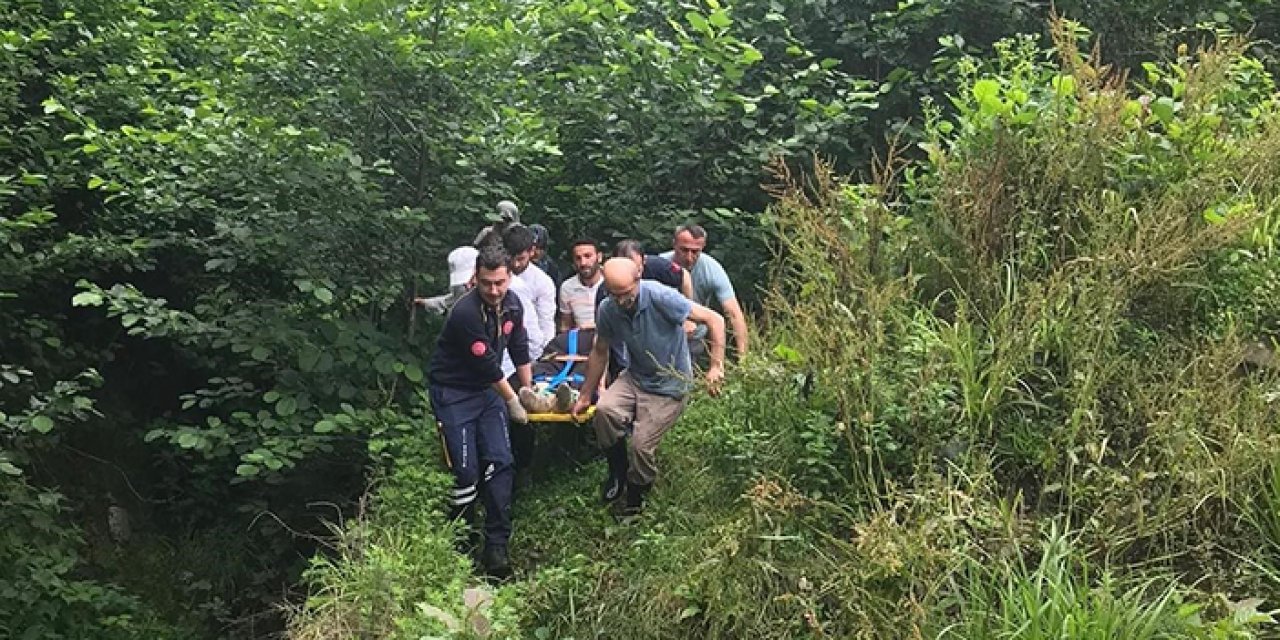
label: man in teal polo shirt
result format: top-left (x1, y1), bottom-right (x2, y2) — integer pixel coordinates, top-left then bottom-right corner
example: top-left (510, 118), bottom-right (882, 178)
top-left (571, 258), bottom-right (726, 518)
top-left (662, 223), bottom-right (749, 360)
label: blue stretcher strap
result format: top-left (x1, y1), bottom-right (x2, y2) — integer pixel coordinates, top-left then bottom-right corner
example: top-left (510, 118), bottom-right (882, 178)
top-left (542, 332), bottom-right (578, 386)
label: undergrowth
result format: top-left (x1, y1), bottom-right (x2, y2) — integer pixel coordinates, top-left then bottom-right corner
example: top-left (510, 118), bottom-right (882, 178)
top-left (288, 23), bottom-right (1280, 640)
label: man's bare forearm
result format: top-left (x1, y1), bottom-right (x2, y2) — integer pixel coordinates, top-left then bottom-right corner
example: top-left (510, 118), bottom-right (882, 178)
top-left (706, 312), bottom-right (727, 370)
top-left (730, 309), bottom-right (748, 356)
top-left (491, 378), bottom-right (516, 401)
top-left (579, 341), bottom-right (610, 398)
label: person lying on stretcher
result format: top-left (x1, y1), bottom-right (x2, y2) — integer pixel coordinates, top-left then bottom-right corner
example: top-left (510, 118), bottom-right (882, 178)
top-left (517, 328), bottom-right (599, 414)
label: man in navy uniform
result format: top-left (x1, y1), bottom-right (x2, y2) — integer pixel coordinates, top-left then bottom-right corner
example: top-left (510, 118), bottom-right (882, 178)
top-left (428, 246), bottom-right (532, 579)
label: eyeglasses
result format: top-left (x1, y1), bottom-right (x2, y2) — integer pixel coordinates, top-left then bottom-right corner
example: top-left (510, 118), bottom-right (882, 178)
top-left (609, 285), bottom-right (638, 307)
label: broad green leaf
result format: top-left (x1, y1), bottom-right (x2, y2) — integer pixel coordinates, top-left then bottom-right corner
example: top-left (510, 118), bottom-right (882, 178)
top-left (276, 396), bottom-right (298, 417)
top-left (972, 79), bottom-right (1000, 104)
top-left (404, 363), bottom-right (424, 383)
top-left (177, 432), bottom-right (200, 449)
top-left (0, 461), bottom-right (21, 476)
top-left (31, 415), bottom-right (54, 433)
top-left (236, 464), bottom-right (261, 477)
top-left (1151, 97), bottom-right (1176, 123)
top-left (707, 10), bottom-right (731, 28)
top-left (685, 11), bottom-right (709, 33)
top-left (314, 419), bottom-right (336, 433)
top-left (72, 291), bottom-right (103, 306)
top-left (313, 287), bottom-right (334, 303)
top-left (298, 346), bottom-right (321, 372)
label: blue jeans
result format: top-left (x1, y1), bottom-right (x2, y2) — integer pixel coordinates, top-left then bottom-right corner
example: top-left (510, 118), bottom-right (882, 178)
top-left (430, 385), bottom-right (514, 547)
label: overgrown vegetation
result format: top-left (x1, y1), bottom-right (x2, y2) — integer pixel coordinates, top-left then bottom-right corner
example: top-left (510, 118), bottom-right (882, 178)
top-left (291, 22), bottom-right (1280, 640)
top-left (5, 0), bottom-right (1280, 637)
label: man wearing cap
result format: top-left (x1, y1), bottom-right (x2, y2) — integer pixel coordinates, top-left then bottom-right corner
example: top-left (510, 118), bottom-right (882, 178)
top-left (474, 200), bottom-right (522, 250)
top-left (528, 224), bottom-right (562, 287)
top-left (428, 246), bottom-right (531, 579)
top-left (662, 224), bottom-right (749, 360)
top-left (416, 246), bottom-right (479, 315)
top-left (571, 258), bottom-right (726, 519)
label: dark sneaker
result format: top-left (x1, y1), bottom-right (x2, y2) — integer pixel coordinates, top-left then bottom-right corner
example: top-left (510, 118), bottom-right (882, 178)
top-left (481, 544), bottom-right (512, 581)
top-left (601, 473), bottom-right (624, 504)
top-left (555, 383), bottom-right (575, 412)
top-left (613, 481), bottom-right (650, 523)
top-left (514, 467), bottom-right (534, 493)
top-left (600, 442), bottom-right (628, 504)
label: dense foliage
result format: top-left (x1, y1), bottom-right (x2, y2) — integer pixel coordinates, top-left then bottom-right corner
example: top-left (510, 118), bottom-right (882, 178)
top-left (3, 0), bottom-right (1279, 638)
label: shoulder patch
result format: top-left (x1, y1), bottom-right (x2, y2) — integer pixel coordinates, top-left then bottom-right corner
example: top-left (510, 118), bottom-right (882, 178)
top-left (502, 320), bottom-right (514, 335)
top-left (471, 341), bottom-right (488, 357)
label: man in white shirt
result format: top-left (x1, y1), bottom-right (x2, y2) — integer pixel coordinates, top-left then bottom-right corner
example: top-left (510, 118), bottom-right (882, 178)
top-left (558, 238), bottom-right (603, 331)
top-left (500, 224), bottom-right (557, 490)
top-left (499, 226), bottom-right (556, 375)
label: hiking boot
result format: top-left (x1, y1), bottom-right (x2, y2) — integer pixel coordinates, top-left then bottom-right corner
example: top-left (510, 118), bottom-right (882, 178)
top-left (448, 501), bottom-right (479, 555)
top-left (600, 442), bottom-right (627, 504)
top-left (514, 466), bottom-right (534, 493)
top-left (555, 383), bottom-right (576, 412)
top-left (481, 543), bottom-right (512, 581)
top-left (519, 386), bottom-right (555, 413)
top-left (456, 528), bottom-right (483, 559)
top-left (614, 481), bottom-right (651, 523)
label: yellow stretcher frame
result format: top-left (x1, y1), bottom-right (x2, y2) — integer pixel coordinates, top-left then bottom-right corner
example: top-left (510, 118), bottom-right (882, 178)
top-left (527, 405), bottom-right (595, 424)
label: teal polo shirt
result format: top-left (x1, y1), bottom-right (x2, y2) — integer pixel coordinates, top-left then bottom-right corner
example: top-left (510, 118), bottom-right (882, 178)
top-left (660, 251), bottom-right (735, 341)
top-left (597, 280), bottom-right (693, 398)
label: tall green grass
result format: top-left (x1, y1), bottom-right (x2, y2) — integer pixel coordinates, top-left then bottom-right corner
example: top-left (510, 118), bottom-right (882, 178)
top-left (286, 24), bottom-right (1280, 639)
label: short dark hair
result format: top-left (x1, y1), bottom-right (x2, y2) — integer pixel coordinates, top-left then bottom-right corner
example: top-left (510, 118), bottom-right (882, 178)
top-left (613, 239), bottom-right (645, 259)
top-left (675, 223), bottom-right (707, 240)
top-left (571, 238), bottom-right (600, 252)
top-left (475, 247), bottom-right (511, 275)
top-left (502, 224), bottom-right (535, 255)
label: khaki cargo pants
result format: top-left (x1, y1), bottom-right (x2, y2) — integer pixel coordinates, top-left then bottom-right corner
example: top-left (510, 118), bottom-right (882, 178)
top-left (592, 371), bottom-right (688, 485)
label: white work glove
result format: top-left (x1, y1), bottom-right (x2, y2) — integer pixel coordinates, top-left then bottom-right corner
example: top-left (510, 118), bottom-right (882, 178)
top-left (506, 394), bottom-right (529, 424)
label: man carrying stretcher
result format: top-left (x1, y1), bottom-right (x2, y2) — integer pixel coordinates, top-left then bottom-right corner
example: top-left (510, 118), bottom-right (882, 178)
top-left (572, 258), bottom-right (726, 519)
top-left (427, 247), bottom-right (531, 579)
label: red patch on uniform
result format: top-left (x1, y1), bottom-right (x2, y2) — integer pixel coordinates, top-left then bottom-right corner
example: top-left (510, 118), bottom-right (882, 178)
top-left (471, 341), bottom-right (487, 357)
top-left (671, 263), bottom-right (681, 273)
top-left (502, 320), bottom-right (514, 335)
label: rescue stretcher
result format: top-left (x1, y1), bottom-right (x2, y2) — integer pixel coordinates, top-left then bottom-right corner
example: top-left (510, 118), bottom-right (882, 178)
top-left (527, 351), bottom-right (595, 424)
top-left (528, 405), bottom-right (595, 423)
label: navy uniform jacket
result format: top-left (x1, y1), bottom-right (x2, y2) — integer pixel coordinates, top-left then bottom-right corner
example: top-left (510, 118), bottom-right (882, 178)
top-left (428, 288), bottom-right (530, 390)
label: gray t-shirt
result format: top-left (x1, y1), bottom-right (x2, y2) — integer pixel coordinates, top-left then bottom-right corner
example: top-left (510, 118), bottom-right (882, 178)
top-left (597, 280), bottom-right (693, 398)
